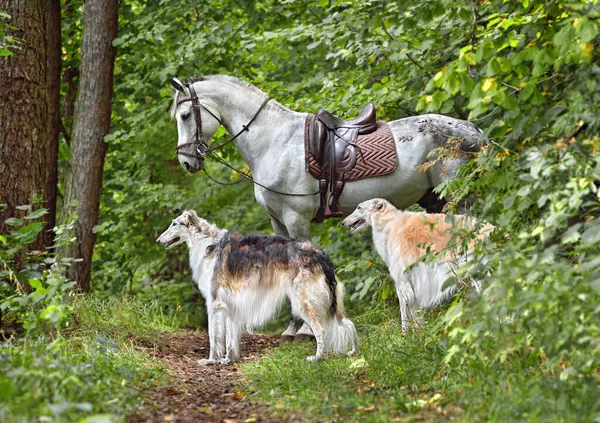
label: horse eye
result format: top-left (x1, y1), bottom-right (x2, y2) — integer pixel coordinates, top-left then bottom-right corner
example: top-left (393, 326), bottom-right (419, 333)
top-left (181, 112), bottom-right (191, 121)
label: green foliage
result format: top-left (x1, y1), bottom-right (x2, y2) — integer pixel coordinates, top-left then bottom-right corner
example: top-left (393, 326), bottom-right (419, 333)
top-left (244, 310), bottom-right (600, 422)
top-left (0, 11), bottom-right (19, 56)
top-left (0, 205), bottom-right (77, 335)
top-left (0, 210), bottom-right (177, 422)
top-left (0, 296), bottom-right (173, 423)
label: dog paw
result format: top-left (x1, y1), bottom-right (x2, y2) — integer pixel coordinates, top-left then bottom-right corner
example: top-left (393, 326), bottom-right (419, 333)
top-left (217, 358), bottom-right (232, 365)
top-left (306, 355), bottom-right (321, 362)
top-left (197, 359), bottom-right (216, 366)
top-left (347, 350), bottom-right (356, 357)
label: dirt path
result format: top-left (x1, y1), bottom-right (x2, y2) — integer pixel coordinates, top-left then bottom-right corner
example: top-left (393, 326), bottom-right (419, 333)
top-left (130, 331), bottom-right (285, 423)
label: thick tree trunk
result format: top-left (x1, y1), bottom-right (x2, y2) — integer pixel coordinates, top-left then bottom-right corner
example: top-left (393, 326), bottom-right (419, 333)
top-left (43, 0), bottom-right (61, 246)
top-left (60, 0), bottom-right (118, 291)
top-left (0, 0), bottom-right (48, 249)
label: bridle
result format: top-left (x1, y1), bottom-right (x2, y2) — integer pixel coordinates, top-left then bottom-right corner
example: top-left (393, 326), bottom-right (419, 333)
top-left (173, 78), bottom-right (270, 163)
top-left (170, 77), bottom-right (319, 198)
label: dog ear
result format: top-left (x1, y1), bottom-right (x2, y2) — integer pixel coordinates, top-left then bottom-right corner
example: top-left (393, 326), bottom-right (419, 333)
top-left (204, 243), bottom-right (217, 257)
top-left (183, 210), bottom-right (200, 227)
top-left (170, 77), bottom-right (186, 94)
top-left (373, 199), bottom-right (386, 212)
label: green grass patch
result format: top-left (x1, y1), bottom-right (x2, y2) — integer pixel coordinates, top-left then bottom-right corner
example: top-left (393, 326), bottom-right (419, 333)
top-left (242, 307), bottom-right (457, 422)
top-left (0, 295), bottom-right (178, 423)
top-left (242, 306), bottom-right (600, 422)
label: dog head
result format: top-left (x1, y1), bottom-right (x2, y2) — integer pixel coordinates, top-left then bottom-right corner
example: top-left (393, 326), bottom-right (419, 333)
top-left (342, 198), bottom-right (393, 232)
top-left (156, 210), bottom-right (218, 249)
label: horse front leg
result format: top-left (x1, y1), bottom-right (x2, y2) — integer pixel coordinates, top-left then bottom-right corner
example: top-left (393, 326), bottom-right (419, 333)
top-left (269, 215), bottom-right (290, 237)
top-left (282, 211), bottom-right (316, 343)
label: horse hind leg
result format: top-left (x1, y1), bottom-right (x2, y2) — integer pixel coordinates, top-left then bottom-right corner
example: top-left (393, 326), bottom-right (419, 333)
top-left (294, 321), bottom-right (316, 343)
top-left (280, 318), bottom-right (303, 344)
top-left (417, 187), bottom-right (447, 214)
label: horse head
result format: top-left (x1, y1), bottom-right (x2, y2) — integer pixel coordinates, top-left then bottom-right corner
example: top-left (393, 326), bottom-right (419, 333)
top-left (170, 77), bottom-right (222, 174)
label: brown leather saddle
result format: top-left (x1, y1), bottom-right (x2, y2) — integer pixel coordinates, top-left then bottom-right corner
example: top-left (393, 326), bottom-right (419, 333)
top-left (305, 103), bottom-right (397, 222)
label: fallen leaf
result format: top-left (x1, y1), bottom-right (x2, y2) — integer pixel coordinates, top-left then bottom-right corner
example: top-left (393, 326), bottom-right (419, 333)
top-left (164, 416), bottom-right (175, 421)
top-left (234, 391), bottom-right (246, 400)
top-left (276, 403), bottom-right (285, 409)
top-left (428, 393), bottom-right (442, 404)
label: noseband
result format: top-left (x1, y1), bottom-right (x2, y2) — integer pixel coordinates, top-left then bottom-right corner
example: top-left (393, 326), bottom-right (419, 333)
top-left (175, 79), bottom-right (270, 162)
top-left (175, 81), bottom-right (222, 160)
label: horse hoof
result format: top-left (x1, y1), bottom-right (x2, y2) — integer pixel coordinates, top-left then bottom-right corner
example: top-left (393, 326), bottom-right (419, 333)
top-left (294, 334), bottom-right (316, 343)
top-left (279, 334), bottom-right (295, 345)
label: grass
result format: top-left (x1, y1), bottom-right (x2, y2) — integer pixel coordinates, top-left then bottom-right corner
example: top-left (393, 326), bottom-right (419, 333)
top-left (242, 306), bottom-right (459, 422)
top-left (0, 295), bottom-right (179, 423)
top-left (241, 305), bottom-right (600, 423)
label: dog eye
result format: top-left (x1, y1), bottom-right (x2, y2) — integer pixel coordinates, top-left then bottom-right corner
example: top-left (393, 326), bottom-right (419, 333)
top-left (181, 112), bottom-right (191, 121)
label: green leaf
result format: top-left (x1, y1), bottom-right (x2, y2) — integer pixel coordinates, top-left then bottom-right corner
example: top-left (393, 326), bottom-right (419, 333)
top-left (485, 57), bottom-right (501, 76)
top-left (25, 208), bottom-right (48, 220)
top-left (4, 217), bottom-right (23, 226)
top-left (553, 25), bottom-right (575, 53)
top-left (578, 18), bottom-right (598, 43)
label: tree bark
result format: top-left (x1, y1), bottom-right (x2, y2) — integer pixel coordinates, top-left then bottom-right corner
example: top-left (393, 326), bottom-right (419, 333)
top-left (60, 0), bottom-right (118, 291)
top-left (43, 0), bottom-right (61, 247)
top-left (0, 0), bottom-right (49, 250)
top-left (60, 0), bottom-right (79, 141)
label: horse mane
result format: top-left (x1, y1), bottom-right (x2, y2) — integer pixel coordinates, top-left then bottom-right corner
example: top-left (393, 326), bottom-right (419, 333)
top-left (170, 74), bottom-right (293, 118)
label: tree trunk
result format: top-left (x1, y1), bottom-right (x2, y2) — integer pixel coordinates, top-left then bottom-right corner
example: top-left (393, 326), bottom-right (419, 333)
top-left (60, 0), bottom-right (79, 142)
top-left (43, 0), bottom-right (61, 247)
top-left (0, 0), bottom-right (48, 249)
top-left (60, 0), bottom-right (118, 292)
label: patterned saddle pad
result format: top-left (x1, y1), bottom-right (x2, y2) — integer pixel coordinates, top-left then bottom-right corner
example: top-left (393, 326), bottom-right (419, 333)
top-left (304, 115), bottom-right (398, 182)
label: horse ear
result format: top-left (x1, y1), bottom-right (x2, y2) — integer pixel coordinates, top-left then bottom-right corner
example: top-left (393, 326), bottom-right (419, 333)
top-left (170, 77), bottom-right (186, 93)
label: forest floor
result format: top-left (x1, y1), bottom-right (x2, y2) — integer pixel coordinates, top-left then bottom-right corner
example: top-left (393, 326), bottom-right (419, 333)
top-left (129, 330), bottom-right (291, 423)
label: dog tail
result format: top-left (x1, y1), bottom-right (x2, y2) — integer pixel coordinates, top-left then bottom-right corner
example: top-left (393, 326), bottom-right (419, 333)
top-left (323, 280), bottom-right (358, 355)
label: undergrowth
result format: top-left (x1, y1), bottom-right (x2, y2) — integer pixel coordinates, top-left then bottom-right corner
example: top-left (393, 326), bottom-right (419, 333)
top-left (242, 304), bottom-right (600, 423)
top-left (0, 296), bottom-right (177, 423)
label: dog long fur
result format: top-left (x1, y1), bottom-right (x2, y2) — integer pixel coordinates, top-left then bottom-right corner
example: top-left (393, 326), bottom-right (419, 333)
top-left (157, 210), bottom-right (358, 363)
top-left (343, 199), bottom-right (492, 331)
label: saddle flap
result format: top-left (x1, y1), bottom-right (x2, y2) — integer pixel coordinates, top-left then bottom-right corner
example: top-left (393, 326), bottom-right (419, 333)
top-left (308, 116), bottom-right (328, 160)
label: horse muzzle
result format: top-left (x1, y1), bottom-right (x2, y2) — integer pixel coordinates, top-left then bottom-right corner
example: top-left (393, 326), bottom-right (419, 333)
top-left (179, 155), bottom-right (205, 174)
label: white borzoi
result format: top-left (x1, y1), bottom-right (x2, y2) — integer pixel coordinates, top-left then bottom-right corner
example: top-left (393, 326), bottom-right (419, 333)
top-left (156, 210), bottom-right (358, 364)
top-left (342, 199), bottom-right (492, 331)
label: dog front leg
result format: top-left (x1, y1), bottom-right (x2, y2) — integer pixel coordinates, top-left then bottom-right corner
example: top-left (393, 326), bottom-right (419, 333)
top-left (198, 301), bottom-right (227, 366)
top-left (395, 279), bottom-right (415, 333)
top-left (221, 317), bottom-right (241, 364)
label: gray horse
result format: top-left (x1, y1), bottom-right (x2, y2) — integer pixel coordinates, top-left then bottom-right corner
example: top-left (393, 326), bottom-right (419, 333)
top-left (170, 75), bottom-right (484, 340)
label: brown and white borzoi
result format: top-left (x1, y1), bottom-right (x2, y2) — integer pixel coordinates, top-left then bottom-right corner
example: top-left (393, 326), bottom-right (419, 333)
top-left (343, 199), bottom-right (492, 331)
top-left (157, 210), bottom-right (358, 364)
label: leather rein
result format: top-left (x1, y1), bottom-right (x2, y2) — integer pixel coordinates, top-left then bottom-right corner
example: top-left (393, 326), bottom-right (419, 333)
top-left (175, 80), bottom-right (270, 161)
top-left (174, 78), bottom-right (319, 198)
